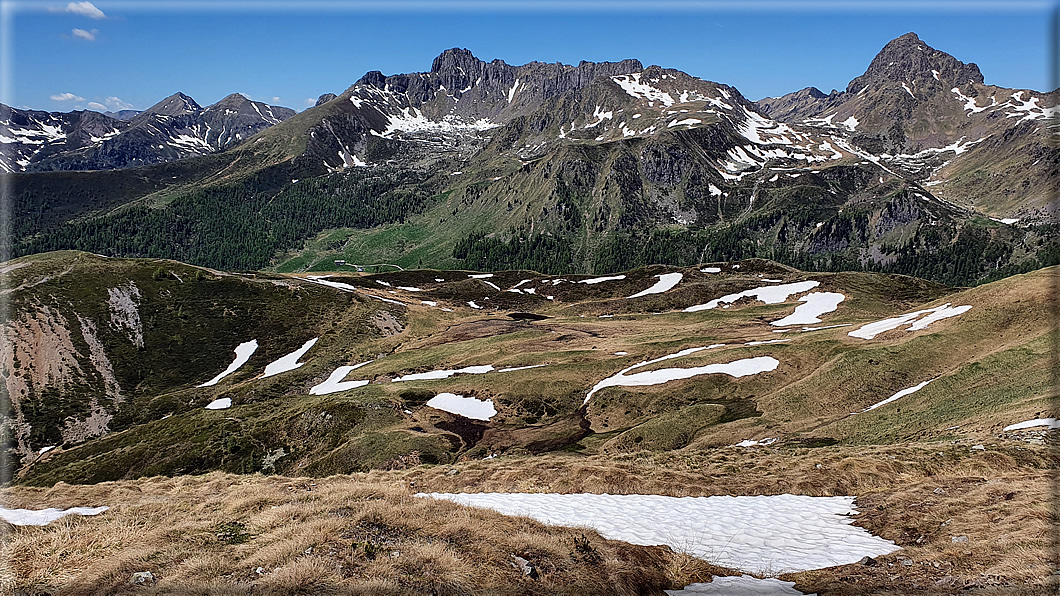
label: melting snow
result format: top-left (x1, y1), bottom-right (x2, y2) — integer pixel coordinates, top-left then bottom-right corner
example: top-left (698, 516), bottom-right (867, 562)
top-left (421, 300), bottom-right (438, 307)
top-left (861, 379), bottom-right (933, 412)
top-left (469, 273), bottom-right (494, 279)
top-left (628, 273), bottom-right (683, 298)
top-left (381, 106), bottom-right (498, 137)
top-left (393, 364), bottom-right (494, 382)
top-left (584, 345), bottom-right (775, 405)
top-left (38, 446), bottom-right (55, 455)
top-left (700, 267), bottom-right (722, 273)
top-left (684, 281), bottom-right (820, 313)
top-left (849, 304), bottom-right (971, 339)
top-left (667, 575), bottom-right (811, 595)
top-left (495, 364), bottom-right (548, 373)
top-left (0, 506), bottom-right (109, 526)
top-left (468, 301), bottom-right (483, 309)
top-left (734, 437), bottom-right (777, 447)
top-left (426, 393), bottom-right (497, 421)
top-left (261, 338), bottom-right (319, 378)
top-left (417, 492), bottom-right (898, 575)
top-left (309, 362), bottom-right (371, 395)
top-left (611, 73), bottom-right (675, 107)
top-left (771, 292), bottom-right (845, 326)
top-left (307, 275), bottom-right (356, 292)
top-left (205, 398), bottom-right (232, 410)
top-left (579, 275), bottom-right (626, 284)
top-left (197, 340), bottom-right (259, 387)
top-left (669, 118), bottom-right (702, 127)
top-left (1003, 418), bottom-right (1060, 432)
top-left (841, 116), bottom-right (858, 131)
top-left (951, 87), bottom-right (989, 114)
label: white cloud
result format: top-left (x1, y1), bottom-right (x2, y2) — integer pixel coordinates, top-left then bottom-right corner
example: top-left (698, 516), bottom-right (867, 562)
top-left (104, 96), bottom-right (134, 110)
top-left (86, 101), bottom-right (106, 111)
top-left (272, 96), bottom-right (280, 103)
top-left (64, 2), bottom-right (105, 18)
top-left (50, 92), bottom-right (85, 102)
top-left (304, 97), bottom-right (316, 107)
top-left (72, 28), bottom-right (97, 41)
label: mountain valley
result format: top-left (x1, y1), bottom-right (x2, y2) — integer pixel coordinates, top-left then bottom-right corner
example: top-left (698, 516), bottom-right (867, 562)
top-left (3, 30), bottom-right (1058, 596)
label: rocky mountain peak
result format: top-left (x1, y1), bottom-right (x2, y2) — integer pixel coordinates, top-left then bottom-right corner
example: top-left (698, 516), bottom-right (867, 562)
top-left (315, 93), bottom-right (338, 106)
top-left (141, 92), bottom-right (202, 118)
top-left (847, 32), bottom-right (984, 94)
top-left (211, 93), bottom-right (252, 109)
top-left (355, 70), bottom-right (387, 89)
top-left (431, 48), bottom-right (484, 76)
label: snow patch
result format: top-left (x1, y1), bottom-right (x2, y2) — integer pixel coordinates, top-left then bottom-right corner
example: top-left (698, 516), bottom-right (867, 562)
top-left (393, 364), bottom-right (494, 383)
top-left (197, 340), bottom-right (258, 387)
top-left (584, 345), bottom-right (774, 405)
top-left (667, 575), bottom-right (811, 595)
top-left (0, 506), bottom-right (109, 526)
top-left (309, 362), bottom-right (371, 395)
top-left (1003, 418), bottom-right (1060, 432)
top-left (426, 393), bottom-right (497, 421)
top-left (849, 304), bottom-right (971, 339)
top-left (417, 492), bottom-right (898, 575)
top-left (205, 398), bottom-right (231, 410)
top-left (861, 379), bottom-right (933, 412)
top-left (684, 281), bottom-right (820, 313)
top-left (628, 273), bottom-right (683, 298)
top-left (261, 338), bottom-right (319, 378)
top-left (771, 292), bottom-right (845, 326)
top-left (579, 275), bottom-right (626, 285)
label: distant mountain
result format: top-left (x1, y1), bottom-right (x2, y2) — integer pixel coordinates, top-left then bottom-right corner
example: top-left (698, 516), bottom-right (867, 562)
top-left (6, 37), bottom-right (1058, 287)
top-left (103, 109), bottom-right (142, 121)
top-left (0, 92), bottom-right (294, 172)
top-left (755, 32), bottom-right (1058, 217)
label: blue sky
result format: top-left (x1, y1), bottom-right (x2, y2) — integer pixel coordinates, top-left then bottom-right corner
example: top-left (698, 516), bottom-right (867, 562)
top-left (5, 1), bottom-right (1055, 113)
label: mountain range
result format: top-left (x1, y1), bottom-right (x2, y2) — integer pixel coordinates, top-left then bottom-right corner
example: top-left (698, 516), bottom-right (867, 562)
top-left (0, 92), bottom-right (294, 172)
top-left (4, 32), bottom-right (1058, 594)
top-left (6, 33), bottom-right (1058, 287)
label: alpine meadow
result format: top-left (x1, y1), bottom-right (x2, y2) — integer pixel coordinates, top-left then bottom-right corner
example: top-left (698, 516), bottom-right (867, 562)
top-left (1, 13), bottom-right (1058, 595)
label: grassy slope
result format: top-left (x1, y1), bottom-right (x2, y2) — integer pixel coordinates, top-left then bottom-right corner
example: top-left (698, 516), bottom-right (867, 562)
top-left (12, 253), bottom-right (1056, 490)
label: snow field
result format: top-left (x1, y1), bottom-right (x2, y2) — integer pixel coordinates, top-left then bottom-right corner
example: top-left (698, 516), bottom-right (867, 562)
top-left (417, 492), bottom-right (899, 575)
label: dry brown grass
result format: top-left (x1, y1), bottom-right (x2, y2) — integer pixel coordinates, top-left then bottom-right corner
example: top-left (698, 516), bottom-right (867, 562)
top-left (1, 472), bottom-right (713, 595)
top-left (2, 442), bottom-right (1053, 595)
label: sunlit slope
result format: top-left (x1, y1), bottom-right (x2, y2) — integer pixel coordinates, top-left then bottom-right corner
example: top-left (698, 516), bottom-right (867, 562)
top-left (8, 253), bottom-right (1052, 485)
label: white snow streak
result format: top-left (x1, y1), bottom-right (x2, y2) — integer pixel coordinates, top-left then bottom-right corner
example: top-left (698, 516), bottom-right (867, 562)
top-left (197, 340), bottom-right (259, 387)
